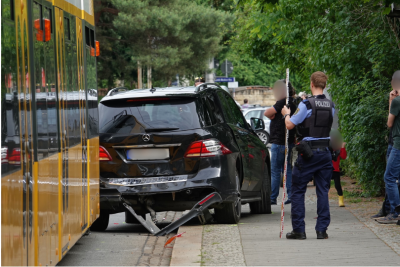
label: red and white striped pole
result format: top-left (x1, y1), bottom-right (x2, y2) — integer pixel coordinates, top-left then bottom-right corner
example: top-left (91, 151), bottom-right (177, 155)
top-left (280, 68), bottom-right (290, 238)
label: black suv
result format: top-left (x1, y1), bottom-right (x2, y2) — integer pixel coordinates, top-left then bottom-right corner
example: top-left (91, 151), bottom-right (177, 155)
top-left (94, 84), bottom-right (271, 234)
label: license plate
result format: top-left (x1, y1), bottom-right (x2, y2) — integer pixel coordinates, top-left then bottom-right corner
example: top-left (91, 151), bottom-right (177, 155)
top-left (126, 148), bottom-right (169, 161)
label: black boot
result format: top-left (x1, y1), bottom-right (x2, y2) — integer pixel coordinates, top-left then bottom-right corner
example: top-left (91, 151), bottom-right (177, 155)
top-left (286, 231), bottom-right (306, 240)
top-left (316, 231), bottom-right (328, 239)
top-left (395, 204), bottom-right (400, 213)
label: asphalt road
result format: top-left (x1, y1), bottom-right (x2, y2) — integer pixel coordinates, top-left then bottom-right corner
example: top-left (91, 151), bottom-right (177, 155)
top-left (58, 212), bottom-right (179, 266)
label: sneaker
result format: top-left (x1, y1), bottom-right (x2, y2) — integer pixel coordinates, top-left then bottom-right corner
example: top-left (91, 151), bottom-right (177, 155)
top-left (284, 199), bottom-right (291, 205)
top-left (370, 209), bottom-right (386, 219)
top-left (376, 214), bottom-right (399, 224)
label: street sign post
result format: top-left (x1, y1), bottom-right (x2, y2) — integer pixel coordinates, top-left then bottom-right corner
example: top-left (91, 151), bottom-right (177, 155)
top-left (227, 82), bottom-right (238, 88)
top-left (213, 58), bottom-right (220, 69)
top-left (220, 59), bottom-right (233, 77)
top-left (215, 77), bottom-right (235, 82)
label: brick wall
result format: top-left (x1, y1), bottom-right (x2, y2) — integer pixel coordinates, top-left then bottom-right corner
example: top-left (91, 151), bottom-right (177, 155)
top-left (232, 86), bottom-right (275, 107)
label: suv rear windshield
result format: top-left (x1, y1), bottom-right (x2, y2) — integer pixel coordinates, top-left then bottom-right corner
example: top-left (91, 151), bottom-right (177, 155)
top-left (99, 97), bottom-right (203, 134)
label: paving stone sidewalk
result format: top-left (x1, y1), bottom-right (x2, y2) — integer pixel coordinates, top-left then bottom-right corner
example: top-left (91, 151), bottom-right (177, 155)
top-left (200, 185), bottom-right (400, 266)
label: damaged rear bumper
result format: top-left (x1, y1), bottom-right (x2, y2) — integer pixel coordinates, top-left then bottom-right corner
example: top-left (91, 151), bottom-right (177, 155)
top-left (122, 192), bottom-right (222, 236)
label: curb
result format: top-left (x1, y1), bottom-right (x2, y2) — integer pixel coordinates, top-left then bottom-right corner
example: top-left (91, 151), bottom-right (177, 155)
top-left (170, 225), bottom-right (203, 266)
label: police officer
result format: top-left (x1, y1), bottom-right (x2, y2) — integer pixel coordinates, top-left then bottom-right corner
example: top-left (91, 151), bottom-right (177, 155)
top-left (281, 71), bottom-right (334, 240)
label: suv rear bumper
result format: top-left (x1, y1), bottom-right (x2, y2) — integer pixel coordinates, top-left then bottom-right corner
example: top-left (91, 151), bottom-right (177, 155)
top-left (99, 156), bottom-right (240, 213)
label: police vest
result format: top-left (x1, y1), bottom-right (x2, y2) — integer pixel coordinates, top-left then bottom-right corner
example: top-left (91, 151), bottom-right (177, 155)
top-left (297, 95), bottom-right (333, 138)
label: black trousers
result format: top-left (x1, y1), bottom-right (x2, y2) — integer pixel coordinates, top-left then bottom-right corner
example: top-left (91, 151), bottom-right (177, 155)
top-left (331, 171), bottom-right (343, 196)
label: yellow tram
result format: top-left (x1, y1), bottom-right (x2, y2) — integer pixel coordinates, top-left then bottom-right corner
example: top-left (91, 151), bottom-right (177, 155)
top-left (1, 0), bottom-right (100, 265)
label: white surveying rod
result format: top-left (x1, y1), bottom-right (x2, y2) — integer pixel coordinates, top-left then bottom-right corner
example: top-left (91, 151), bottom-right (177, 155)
top-left (280, 68), bottom-right (290, 238)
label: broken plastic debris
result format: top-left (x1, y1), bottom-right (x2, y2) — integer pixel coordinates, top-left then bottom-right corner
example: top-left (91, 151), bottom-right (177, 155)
top-left (164, 232), bottom-right (186, 248)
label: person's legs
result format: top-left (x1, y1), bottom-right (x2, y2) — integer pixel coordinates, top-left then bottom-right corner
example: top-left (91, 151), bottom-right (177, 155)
top-left (383, 194), bottom-right (391, 214)
top-left (332, 171), bottom-right (344, 207)
top-left (385, 145), bottom-right (396, 214)
top-left (384, 147), bottom-right (400, 217)
top-left (332, 171), bottom-right (343, 196)
top-left (286, 144), bottom-right (295, 200)
top-left (270, 144), bottom-right (284, 203)
top-left (291, 156), bottom-right (313, 233)
top-left (314, 152), bottom-right (333, 232)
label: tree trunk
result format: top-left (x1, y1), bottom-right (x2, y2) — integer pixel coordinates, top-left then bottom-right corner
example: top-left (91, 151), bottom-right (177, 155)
top-left (137, 61), bottom-right (142, 89)
top-left (147, 66), bottom-right (152, 88)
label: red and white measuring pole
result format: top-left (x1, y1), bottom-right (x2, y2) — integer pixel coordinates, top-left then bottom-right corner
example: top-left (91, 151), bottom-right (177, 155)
top-left (280, 68), bottom-right (290, 238)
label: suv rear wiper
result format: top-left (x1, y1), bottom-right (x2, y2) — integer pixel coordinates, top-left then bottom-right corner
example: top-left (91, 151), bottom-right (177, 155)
top-left (145, 127), bottom-right (179, 132)
top-left (113, 110), bottom-right (128, 122)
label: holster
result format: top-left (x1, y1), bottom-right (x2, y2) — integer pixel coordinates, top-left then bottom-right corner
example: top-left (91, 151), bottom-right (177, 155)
top-left (295, 140), bottom-right (314, 160)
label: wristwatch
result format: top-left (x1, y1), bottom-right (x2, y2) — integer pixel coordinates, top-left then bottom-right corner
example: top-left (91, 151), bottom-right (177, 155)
top-left (284, 114), bottom-right (290, 119)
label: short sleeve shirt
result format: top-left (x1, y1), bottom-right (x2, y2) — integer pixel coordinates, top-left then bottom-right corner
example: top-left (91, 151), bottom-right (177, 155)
top-left (269, 97), bottom-right (296, 145)
top-left (290, 96), bottom-right (335, 141)
top-left (390, 96), bottom-right (400, 149)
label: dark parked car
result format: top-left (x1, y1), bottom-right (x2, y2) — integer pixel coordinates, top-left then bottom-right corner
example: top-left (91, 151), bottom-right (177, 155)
top-left (94, 84), bottom-right (271, 235)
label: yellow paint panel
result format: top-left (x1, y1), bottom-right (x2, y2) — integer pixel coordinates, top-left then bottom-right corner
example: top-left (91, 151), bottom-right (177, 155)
top-left (88, 137), bottom-right (100, 225)
top-left (1, 170), bottom-right (24, 266)
top-left (66, 144), bottom-right (83, 247)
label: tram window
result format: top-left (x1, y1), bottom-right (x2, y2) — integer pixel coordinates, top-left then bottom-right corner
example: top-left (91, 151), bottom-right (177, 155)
top-left (33, 2), bottom-right (43, 41)
top-left (33, 1), bottom-right (50, 160)
top-left (90, 28), bottom-right (95, 48)
top-left (1, 14), bottom-right (20, 175)
top-left (64, 17), bottom-right (70, 40)
top-left (85, 26), bottom-right (90, 46)
top-left (65, 15), bottom-right (80, 147)
top-left (1, 0), bottom-right (14, 21)
top-left (43, 7), bottom-right (58, 154)
top-left (85, 26), bottom-right (99, 138)
top-left (45, 7), bottom-right (52, 33)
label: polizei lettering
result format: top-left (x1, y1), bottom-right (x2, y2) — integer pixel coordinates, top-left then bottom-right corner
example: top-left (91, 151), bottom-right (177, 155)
top-left (315, 101), bottom-right (331, 108)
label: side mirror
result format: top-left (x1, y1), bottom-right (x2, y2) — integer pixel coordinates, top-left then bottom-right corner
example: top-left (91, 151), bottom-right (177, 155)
top-left (250, 117), bottom-right (265, 131)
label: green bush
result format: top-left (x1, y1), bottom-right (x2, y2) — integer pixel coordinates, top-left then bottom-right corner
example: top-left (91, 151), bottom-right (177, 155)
top-left (233, 0), bottom-right (400, 195)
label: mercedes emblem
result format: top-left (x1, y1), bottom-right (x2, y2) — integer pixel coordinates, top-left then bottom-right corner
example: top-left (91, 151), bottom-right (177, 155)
top-left (142, 134), bottom-right (151, 142)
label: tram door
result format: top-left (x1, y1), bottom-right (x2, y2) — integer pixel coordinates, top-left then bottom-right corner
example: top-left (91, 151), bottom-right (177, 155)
top-left (14, 0), bottom-right (35, 265)
top-left (54, 8), bottom-right (88, 253)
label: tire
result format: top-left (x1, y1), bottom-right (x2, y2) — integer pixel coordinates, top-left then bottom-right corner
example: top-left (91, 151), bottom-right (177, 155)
top-left (250, 162), bottom-right (272, 214)
top-left (214, 169), bottom-right (241, 224)
top-left (90, 211), bottom-right (110, 231)
top-left (256, 130), bottom-right (270, 145)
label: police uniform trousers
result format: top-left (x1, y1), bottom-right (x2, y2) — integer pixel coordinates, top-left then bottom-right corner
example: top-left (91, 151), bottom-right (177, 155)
top-left (291, 148), bottom-right (333, 233)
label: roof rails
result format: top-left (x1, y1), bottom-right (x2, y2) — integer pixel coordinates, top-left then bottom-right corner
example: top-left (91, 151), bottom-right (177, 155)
top-left (106, 87), bottom-right (129, 97)
top-left (195, 83), bottom-right (221, 92)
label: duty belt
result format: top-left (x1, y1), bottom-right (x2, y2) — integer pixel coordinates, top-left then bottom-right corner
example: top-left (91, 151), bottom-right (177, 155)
top-left (306, 140), bottom-right (330, 149)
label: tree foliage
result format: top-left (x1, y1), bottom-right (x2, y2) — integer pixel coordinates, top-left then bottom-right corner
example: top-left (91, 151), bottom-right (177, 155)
top-left (233, 0), bottom-right (400, 195)
top-left (95, 0), bottom-right (233, 86)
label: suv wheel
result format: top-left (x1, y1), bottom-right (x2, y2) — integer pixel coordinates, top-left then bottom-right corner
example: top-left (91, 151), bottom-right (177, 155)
top-left (90, 211), bottom-right (110, 231)
top-left (256, 130), bottom-right (270, 145)
top-left (250, 163), bottom-right (272, 214)
top-left (214, 169), bottom-right (241, 224)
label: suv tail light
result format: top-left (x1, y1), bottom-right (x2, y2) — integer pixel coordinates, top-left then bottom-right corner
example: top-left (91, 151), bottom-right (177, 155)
top-left (9, 148), bottom-right (21, 165)
top-left (99, 146), bottom-right (112, 161)
top-left (184, 139), bottom-right (232, 158)
top-left (1, 147), bottom-right (8, 164)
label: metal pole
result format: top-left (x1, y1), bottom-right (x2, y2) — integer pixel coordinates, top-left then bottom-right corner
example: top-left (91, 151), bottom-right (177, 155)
top-left (280, 68), bottom-right (290, 238)
top-left (225, 59), bottom-right (228, 77)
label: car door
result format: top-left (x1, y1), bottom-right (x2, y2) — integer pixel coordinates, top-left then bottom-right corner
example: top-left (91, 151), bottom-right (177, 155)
top-left (216, 90), bottom-right (256, 191)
